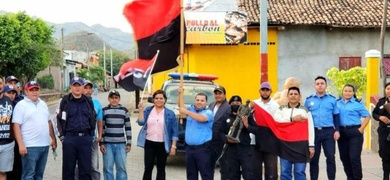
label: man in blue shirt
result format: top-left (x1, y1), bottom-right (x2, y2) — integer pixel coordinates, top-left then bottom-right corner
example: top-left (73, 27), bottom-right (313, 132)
top-left (304, 76), bottom-right (340, 180)
top-left (179, 91), bottom-right (214, 180)
top-left (81, 80), bottom-right (103, 180)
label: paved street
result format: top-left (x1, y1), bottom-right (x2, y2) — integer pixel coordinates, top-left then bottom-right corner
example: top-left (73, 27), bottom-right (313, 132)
top-left (42, 88), bottom-right (383, 179)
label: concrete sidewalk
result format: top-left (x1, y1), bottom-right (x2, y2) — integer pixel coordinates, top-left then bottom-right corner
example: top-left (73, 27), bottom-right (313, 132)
top-left (308, 148), bottom-right (383, 179)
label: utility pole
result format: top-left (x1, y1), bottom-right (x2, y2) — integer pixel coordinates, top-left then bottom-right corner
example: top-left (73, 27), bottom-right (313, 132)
top-left (260, 0), bottom-right (268, 82)
top-left (86, 43), bottom-right (89, 70)
top-left (380, 0), bottom-right (389, 94)
top-left (103, 42), bottom-right (106, 89)
top-left (110, 48), bottom-right (113, 89)
top-left (60, 28), bottom-right (64, 96)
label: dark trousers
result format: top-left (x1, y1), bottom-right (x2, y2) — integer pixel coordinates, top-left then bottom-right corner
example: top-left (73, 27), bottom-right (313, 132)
top-left (211, 141), bottom-right (228, 180)
top-left (226, 144), bottom-right (254, 180)
top-left (251, 145), bottom-right (278, 180)
top-left (143, 140), bottom-right (168, 180)
top-left (186, 143), bottom-right (213, 180)
top-left (310, 128), bottom-right (336, 180)
top-left (62, 135), bottom-right (93, 180)
top-left (338, 126), bottom-right (363, 180)
top-left (6, 142), bottom-right (22, 180)
top-left (378, 126), bottom-right (390, 180)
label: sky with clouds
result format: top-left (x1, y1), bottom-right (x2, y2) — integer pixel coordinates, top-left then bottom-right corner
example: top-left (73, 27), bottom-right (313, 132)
top-left (0, 0), bottom-right (133, 33)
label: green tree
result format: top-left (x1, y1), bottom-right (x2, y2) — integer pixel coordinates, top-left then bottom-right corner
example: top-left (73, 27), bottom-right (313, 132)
top-left (76, 66), bottom-right (105, 84)
top-left (0, 12), bottom-right (56, 80)
top-left (326, 67), bottom-right (367, 99)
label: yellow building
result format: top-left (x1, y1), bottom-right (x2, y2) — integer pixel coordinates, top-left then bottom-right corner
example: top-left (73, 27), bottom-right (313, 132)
top-left (151, 28), bottom-right (279, 101)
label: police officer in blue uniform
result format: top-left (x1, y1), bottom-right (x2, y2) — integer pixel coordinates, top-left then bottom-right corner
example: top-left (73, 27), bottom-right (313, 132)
top-left (221, 95), bottom-right (253, 180)
top-left (304, 76), bottom-right (340, 180)
top-left (336, 84), bottom-right (370, 180)
top-left (179, 91), bottom-right (214, 180)
top-left (56, 77), bottom-right (96, 180)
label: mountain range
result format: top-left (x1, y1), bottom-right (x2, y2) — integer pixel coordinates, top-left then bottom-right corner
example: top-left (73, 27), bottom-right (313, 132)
top-left (50, 22), bottom-right (134, 51)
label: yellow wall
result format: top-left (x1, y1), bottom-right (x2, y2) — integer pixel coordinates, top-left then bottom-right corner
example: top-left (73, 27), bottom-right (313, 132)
top-left (151, 28), bottom-right (278, 101)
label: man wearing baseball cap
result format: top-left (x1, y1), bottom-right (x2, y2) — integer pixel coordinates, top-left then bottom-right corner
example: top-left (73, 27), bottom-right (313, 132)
top-left (244, 81), bottom-right (280, 180)
top-left (5, 75), bottom-right (24, 105)
top-left (12, 81), bottom-right (57, 179)
top-left (78, 80), bottom-right (103, 180)
top-left (209, 86), bottom-right (230, 179)
top-left (3, 85), bottom-right (17, 102)
top-left (0, 77), bottom-right (14, 180)
top-left (5, 76), bottom-right (24, 180)
top-left (56, 77), bottom-right (97, 179)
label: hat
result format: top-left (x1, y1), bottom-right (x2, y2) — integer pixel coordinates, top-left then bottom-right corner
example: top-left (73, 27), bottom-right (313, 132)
top-left (260, 82), bottom-right (271, 90)
top-left (5, 76), bottom-right (19, 83)
top-left (108, 90), bottom-right (120, 97)
top-left (229, 95), bottom-right (242, 104)
top-left (70, 77), bottom-right (84, 86)
top-left (3, 85), bottom-right (17, 93)
top-left (214, 86), bottom-right (226, 94)
top-left (25, 81), bottom-right (40, 90)
top-left (83, 80), bottom-right (93, 87)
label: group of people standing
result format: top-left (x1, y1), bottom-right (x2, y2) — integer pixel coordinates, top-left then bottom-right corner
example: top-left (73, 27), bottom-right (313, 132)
top-left (0, 75), bottom-right (56, 180)
top-left (55, 77), bottom-right (131, 180)
top-left (244, 76), bottom-right (370, 180)
top-left (138, 75), bottom-right (374, 180)
top-left (0, 76), bottom-right (132, 180)
top-left (1, 73), bottom-right (389, 180)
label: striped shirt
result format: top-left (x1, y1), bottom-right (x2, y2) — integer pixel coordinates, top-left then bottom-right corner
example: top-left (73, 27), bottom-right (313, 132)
top-left (102, 104), bottom-right (131, 146)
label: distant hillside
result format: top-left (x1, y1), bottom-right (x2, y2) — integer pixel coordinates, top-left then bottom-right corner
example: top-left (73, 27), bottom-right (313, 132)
top-left (50, 22), bottom-right (134, 51)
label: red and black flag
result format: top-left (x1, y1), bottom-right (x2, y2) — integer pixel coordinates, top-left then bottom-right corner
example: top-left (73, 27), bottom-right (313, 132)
top-left (253, 104), bottom-right (309, 163)
top-left (116, 52), bottom-right (158, 91)
top-left (115, 0), bottom-right (181, 91)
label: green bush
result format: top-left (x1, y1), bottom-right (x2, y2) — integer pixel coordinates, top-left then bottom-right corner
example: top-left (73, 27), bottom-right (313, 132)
top-left (37, 75), bottom-right (54, 89)
top-left (326, 67), bottom-right (366, 99)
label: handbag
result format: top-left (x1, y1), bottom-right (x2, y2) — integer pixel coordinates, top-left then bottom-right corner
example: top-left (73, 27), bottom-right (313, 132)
top-left (137, 125), bottom-right (147, 148)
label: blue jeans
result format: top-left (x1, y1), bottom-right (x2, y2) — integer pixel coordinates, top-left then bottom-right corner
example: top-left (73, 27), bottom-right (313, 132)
top-left (280, 158), bottom-right (306, 180)
top-left (21, 146), bottom-right (49, 180)
top-left (103, 143), bottom-right (127, 180)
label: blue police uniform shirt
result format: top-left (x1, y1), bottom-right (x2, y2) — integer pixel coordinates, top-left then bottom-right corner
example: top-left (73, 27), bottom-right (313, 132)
top-left (66, 97), bottom-right (91, 132)
top-left (185, 105), bottom-right (214, 145)
top-left (337, 97), bottom-right (370, 126)
top-left (304, 93), bottom-right (339, 127)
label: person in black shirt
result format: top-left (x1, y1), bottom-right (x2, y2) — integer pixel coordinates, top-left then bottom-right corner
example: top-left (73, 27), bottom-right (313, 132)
top-left (220, 95), bottom-right (253, 180)
top-left (56, 77), bottom-right (96, 180)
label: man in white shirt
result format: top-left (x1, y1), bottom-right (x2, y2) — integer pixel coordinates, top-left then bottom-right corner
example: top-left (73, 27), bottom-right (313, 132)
top-left (12, 81), bottom-right (57, 180)
top-left (250, 82), bottom-right (279, 180)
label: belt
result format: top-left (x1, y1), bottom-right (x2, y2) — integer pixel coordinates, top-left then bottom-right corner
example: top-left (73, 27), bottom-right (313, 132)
top-left (340, 125), bottom-right (361, 129)
top-left (314, 126), bottom-right (334, 130)
top-left (66, 131), bottom-right (91, 137)
top-left (0, 139), bottom-right (14, 145)
top-left (186, 141), bottom-right (211, 150)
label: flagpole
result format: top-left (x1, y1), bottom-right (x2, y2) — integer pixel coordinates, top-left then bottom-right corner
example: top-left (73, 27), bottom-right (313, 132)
top-left (140, 50), bottom-right (160, 100)
top-left (178, 0), bottom-right (186, 125)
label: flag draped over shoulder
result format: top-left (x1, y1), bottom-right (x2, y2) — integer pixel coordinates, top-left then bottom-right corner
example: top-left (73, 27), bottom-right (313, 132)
top-left (117, 53), bottom-right (158, 91)
top-left (253, 104), bottom-right (309, 163)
